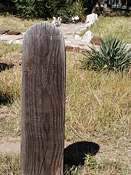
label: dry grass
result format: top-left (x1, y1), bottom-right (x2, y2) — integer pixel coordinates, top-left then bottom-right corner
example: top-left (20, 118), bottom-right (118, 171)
top-left (1, 51), bottom-right (130, 174)
top-left (0, 42), bottom-right (21, 58)
top-left (64, 52), bottom-right (131, 174)
top-left (0, 153), bottom-right (20, 175)
top-left (0, 44), bottom-right (22, 139)
top-left (66, 52), bottom-right (131, 140)
top-left (0, 15), bottom-right (45, 32)
top-left (80, 16), bottom-right (131, 43)
top-left (0, 15), bottom-right (130, 174)
top-left (64, 155), bottom-right (130, 175)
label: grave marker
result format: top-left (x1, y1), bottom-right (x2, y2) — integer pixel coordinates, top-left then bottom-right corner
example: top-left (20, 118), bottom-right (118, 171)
top-left (21, 22), bottom-right (66, 175)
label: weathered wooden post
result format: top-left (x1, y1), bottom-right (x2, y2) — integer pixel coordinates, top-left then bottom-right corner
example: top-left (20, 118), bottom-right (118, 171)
top-left (21, 22), bottom-right (65, 175)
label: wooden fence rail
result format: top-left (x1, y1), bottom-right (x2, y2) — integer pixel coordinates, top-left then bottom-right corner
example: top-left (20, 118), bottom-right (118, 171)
top-left (21, 22), bottom-right (66, 175)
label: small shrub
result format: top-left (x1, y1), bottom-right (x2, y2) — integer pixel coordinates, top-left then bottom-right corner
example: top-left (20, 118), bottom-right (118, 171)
top-left (81, 35), bottom-right (131, 72)
top-left (12, 0), bottom-right (63, 19)
top-left (12, 0), bottom-right (86, 21)
top-left (13, 0), bottom-right (37, 19)
top-left (57, 1), bottom-right (83, 23)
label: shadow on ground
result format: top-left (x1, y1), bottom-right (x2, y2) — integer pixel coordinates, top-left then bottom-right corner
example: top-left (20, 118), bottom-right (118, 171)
top-left (0, 63), bottom-right (14, 105)
top-left (64, 141), bottom-right (100, 167)
top-left (0, 92), bottom-right (13, 105)
top-left (0, 63), bottom-right (14, 72)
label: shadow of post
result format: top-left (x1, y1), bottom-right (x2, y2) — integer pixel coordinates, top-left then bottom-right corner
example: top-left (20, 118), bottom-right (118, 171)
top-left (64, 141), bottom-right (100, 168)
top-left (0, 63), bottom-right (14, 72)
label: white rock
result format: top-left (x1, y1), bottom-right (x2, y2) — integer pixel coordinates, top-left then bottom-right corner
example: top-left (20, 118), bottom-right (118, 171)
top-left (125, 43), bottom-right (131, 50)
top-left (52, 17), bottom-right (62, 27)
top-left (75, 31), bottom-right (81, 35)
top-left (72, 16), bottom-right (79, 23)
top-left (65, 40), bottom-right (71, 44)
top-left (82, 31), bottom-right (93, 43)
top-left (15, 40), bottom-right (22, 44)
top-left (85, 23), bottom-right (92, 28)
top-left (58, 17), bottom-right (62, 26)
top-left (75, 34), bottom-right (82, 40)
top-left (7, 40), bottom-right (13, 44)
top-left (86, 13), bottom-right (98, 27)
top-left (79, 27), bottom-right (86, 32)
top-left (52, 17), bottom-right (57, 26)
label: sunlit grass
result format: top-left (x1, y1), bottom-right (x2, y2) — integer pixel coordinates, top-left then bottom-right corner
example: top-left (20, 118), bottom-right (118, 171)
top-left (0, 66), bottom-right (21, 102)
top-left (92, 16), bottom-right (131, 43)
top-left (0, 153), bottom-right (20, 175)
top-left (0, 43), bottom-right (22, 138)
top-left (65, 52), bottom-right (131, 141)
top-left (80, 16), bottom-right (131, 43)
top-left (0, 15), bottom-right (45, 32)
top-left (0, 66), bottom-right (21, 138)
top-left (64, 155), bottom-right (130, 175)
top-left (0, 50), bottom-right (130, 174)
top-left (0, 42), bottom-right (22, 58)
top-left (0, 15), bottom-right (130, 174)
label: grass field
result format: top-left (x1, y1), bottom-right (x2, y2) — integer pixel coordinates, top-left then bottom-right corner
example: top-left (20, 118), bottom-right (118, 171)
top-left (80, 16), bottom-right (131, 43)
top-left (0, 15), bottom-right (131, 174)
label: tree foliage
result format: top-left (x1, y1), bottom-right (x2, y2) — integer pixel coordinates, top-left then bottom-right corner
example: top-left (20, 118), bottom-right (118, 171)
top-left (12, 0), bottom-right (84, 20)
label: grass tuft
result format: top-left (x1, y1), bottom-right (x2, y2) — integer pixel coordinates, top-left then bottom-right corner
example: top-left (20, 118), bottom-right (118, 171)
top-left (0, 153), bottom-right (20, 175)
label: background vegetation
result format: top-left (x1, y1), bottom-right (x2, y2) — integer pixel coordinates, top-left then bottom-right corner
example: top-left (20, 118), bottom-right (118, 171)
top-left (1, 0), bottom-right (86, 21)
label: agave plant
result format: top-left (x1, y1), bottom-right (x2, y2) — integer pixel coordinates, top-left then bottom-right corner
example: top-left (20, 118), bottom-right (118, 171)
top-left (81, 35), bottom-right (131, 72)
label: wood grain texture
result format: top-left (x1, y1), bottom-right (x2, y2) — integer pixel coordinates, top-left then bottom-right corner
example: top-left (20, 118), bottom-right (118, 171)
top-left (21, 22), bottom-right (65, 175)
